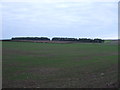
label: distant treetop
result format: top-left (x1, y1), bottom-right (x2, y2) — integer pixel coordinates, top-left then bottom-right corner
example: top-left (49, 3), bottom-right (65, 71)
top-left (11, 37), bottom-right (104, 43)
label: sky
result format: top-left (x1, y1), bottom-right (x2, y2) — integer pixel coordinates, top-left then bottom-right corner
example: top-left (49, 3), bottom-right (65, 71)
top-left (0, 0), bottom-right (119, 39)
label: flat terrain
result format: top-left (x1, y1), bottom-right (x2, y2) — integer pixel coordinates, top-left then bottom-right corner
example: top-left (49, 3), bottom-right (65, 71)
top-left (2, 41), bottom-right (118, 88)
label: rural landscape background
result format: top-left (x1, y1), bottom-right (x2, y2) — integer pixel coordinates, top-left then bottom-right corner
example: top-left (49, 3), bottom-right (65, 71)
top-left (1, 0), bottom-right (119, 88)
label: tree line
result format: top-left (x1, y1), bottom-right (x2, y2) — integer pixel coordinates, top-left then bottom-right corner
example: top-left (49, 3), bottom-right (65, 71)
top-left (12, 37), bottom-right (50, 41)
top-left (12, 37), bottom-right (104, 43)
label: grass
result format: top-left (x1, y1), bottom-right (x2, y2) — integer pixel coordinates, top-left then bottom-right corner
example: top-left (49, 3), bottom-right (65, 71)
top-left (2, 41), bottom-right (118, 88)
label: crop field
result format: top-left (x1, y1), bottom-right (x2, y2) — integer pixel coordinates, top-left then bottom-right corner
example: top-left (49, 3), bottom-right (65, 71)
top-left (2, 41), bottom-right (118, 88)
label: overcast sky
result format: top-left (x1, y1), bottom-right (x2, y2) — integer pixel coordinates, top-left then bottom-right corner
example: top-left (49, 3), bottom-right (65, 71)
top-left (1, 0), bottom-right (119, 39)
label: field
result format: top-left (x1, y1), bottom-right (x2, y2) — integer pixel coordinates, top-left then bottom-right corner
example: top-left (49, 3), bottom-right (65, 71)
top-left (2, 41), bottom-right (118, 88)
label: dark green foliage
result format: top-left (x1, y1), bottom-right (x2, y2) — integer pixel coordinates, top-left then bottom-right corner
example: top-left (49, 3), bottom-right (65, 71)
top-left (11, 37), bottom-right (104, 43)
top-left (94, 39), bottom-right (104, 43)
top-left (52, 37), bottom-right (104, 43)
top-left (12, 37), bottom-right (50, 41)
top-left (52, 37), bottom-right (78, 41)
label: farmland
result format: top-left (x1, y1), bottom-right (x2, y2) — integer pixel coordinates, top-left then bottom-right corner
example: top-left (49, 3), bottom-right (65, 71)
top-left (2, 41), bottom-right (118, 88)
